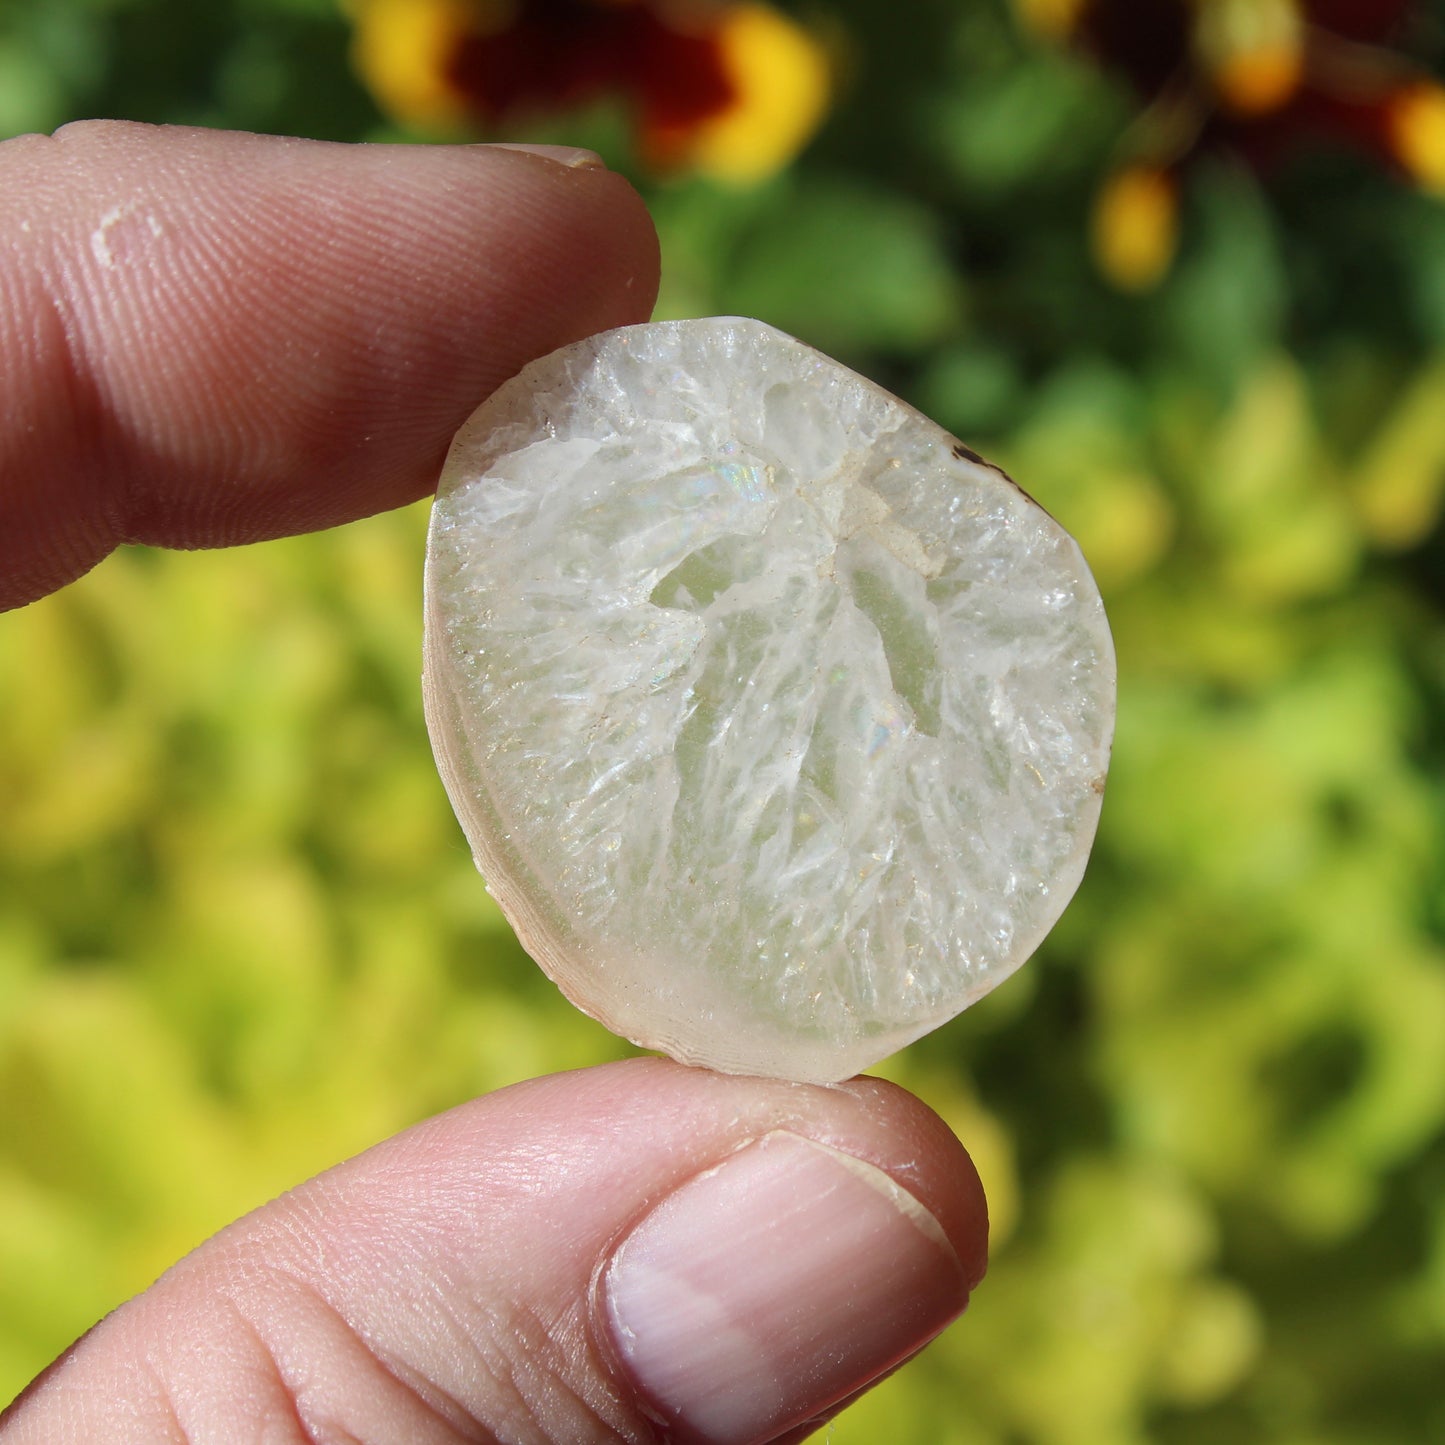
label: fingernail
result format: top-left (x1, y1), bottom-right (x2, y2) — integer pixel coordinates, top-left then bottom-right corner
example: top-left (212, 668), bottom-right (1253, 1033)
top-left (601, 1131), bottom-right (969, 1445)
top-left (483, 142), bottom-right (607, 170)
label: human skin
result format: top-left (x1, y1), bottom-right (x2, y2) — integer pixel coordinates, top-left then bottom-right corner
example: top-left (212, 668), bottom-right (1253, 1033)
top-left (0, 123), bottom-right (988, 1445)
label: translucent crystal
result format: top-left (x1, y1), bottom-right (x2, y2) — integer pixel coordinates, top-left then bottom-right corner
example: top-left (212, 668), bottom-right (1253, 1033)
top-left (423, 318), bottom-right (1115, 1082)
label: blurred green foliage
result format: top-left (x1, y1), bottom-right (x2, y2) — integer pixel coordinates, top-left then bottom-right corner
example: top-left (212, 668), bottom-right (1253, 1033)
top-left (3, 0), bottom-right (1445, 1439)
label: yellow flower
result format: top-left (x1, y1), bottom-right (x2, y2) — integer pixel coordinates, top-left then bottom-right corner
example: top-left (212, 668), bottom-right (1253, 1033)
top-left (1387, 80), bottom-right (1445, 197)
top-left (1091, 164), bottom-right (1180, 292)
top-left (345, 0), bottom-right (831, 184)
top-left (347, 0), bottom-right (489, 131)
top-left (1034, 0), bottom-right (1445, 286)
top-left (1010, 0), bottom-right (1091, 43)
top-left (1194, 0), bottom-right (1305, 118)
top-left (655, 3), bottom-right (831, 186)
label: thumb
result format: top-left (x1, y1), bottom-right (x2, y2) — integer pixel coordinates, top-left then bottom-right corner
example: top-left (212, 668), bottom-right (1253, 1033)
top-left (1, 1058), bottom-right (987, 1445)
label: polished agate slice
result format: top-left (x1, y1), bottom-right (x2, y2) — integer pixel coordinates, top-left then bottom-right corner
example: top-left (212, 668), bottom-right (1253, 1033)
top-left (423, 318), bottom-right (1115, 1082)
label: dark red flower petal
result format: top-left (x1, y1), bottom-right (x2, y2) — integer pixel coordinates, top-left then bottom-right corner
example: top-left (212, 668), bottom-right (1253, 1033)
top-left (1075, 0), bottom-right (1194, 99)
top-left (444, 0), bottom-right (736, 137)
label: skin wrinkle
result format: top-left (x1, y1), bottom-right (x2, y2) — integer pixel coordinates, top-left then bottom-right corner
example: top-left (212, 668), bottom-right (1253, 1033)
top-left (241, 1213), bottom-right (500, 1442)
top-left (376, 1267), bottom-right (539, 1443)
top-left (227, 1268), bottom-right (487, 1445)
top-left (135, 1356), bottom-right (193, 1445)
top-left (212, 1304), bottom-right (329, 1445)
top-left (484, 1300), bottom-right (643, 1445)
top-left (423, 1240), bottom-right (644, 1442)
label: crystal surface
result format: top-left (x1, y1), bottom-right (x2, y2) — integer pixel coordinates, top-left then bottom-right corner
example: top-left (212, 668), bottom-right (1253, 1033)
top-left (423, 317), bottom-right (1115, 1082)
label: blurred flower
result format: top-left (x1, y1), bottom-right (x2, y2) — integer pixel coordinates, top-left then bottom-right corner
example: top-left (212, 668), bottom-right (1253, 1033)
top-left (1090, 162), bottom-right (1180, 291)
top-left (1387, 77), bottom-right (1445, 193)
top-left (1016, 0), bottom-right (1445, 286)
top-left (347, 0), bottom-right (830, 184)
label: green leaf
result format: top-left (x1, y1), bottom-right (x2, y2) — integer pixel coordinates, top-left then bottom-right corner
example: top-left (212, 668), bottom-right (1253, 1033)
top-left (717, 173), bottom-right (962, 357)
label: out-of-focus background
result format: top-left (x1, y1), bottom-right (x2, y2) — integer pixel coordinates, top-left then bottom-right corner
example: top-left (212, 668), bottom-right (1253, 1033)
top-left (3, 0), bottom-right (1445, 1437)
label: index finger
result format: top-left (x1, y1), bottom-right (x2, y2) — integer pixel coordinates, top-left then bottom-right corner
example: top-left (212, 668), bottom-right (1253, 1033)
top-left (0, 122), bottom-right (660, 611)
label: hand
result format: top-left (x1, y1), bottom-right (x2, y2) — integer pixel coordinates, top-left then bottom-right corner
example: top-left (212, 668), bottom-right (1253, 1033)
top-left (0, 123), bottom-right (988, 1445)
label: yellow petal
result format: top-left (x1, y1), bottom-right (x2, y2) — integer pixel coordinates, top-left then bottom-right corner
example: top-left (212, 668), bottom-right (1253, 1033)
top-left (1194, 0), bottom-right (1304, 117)
top-left (349, 0), bottom-right (507, 131)
top-left (682, 4), bottom-right (831, 186)
top-left (1212, 45), bottom-right (1303, 116)
top-left (1388, 81), bottom-right (1445, 197)
top-left (1091, 165), bottom-right (1179, 292)
top-left (1010, 0), bottom-right (1089, 42)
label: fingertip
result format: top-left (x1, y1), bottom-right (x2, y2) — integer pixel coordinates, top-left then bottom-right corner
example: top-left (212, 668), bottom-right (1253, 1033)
top-left (0, 125), bottom-right (661, 610)
top-left (829, 1072), bottom-right (991, 1291)
top-left (0, 1060), bottom-right (987, 1444)
top-left (599, 1126), bottom-right (972, 1443)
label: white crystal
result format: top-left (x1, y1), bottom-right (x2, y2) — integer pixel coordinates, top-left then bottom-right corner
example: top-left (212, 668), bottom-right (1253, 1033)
top-left (423, 317), bottom-right (1115, 1082)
